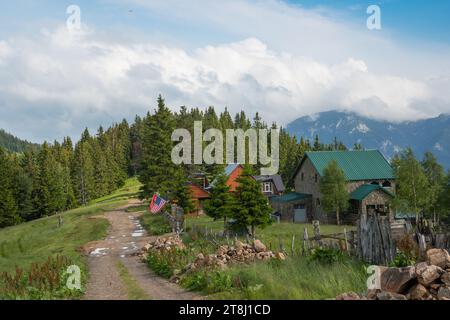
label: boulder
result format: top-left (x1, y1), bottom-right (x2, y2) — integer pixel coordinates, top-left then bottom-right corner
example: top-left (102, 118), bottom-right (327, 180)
top-left (376, 291), bottom-right (407, 300)
top-left (415, 262), bottom-right (428, 276)
top-left (275, 252), bottom-right (286, 260)
top-left (253, 239), bottom-right (267, 253)
top-left (440, 272), bottom-right (450, 286)
top-left (426, 248), bottom-right (450, 269)
top-left (366, 289), bottom-right (380, 300)
top-left (437, 286), bottom-right (450, 300)
top-left (217, 245), bottom-right (228, 256)
top-left (336, 292), bottom-right (360, 300)
top-left (417, 265), bottom-right (443, 286)
top-left (380, 266), bottom-right (416, 293)
top-left (235, 240), bottom-right (244, 251)
top-left (409, 284), bottom-right (428, 300)
top-left (196, 253), bottom-right (205, 261)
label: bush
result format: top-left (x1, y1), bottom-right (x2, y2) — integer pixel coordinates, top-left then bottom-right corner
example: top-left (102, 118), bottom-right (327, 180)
top-left (181, 270), bottom-right (233, 294)
top-left (0, 255), bottom-right (83, 300)
top-left (390, 250), bottom-right (416, 268)
top-left (396, 234), bottom-right (419, 260)
top-left (140, 214), bottom-right (171, 235)
top-left (146, 248), bottom-right (191, 278)
top-left (308, 248), bottom-right (345, 265)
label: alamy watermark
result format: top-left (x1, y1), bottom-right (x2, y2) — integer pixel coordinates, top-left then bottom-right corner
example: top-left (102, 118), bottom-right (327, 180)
top-left (367, 5), bottom-right (381, 30)
top-left (171, 121), bottom-right (279, 175)
top-left (66, 5), bottom-right (82, 33)
top-left (366, 265), bottom-right (382, 290)
top-left (66, 265), bottom-right (81, 290)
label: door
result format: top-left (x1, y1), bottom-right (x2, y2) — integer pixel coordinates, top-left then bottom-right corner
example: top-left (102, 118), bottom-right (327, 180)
top-left (294, 205), bottom-right (307, 223)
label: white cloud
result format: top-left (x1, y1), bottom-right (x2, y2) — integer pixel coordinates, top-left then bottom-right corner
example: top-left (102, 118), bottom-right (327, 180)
top-left (1, 0), bottom-right (450, 142)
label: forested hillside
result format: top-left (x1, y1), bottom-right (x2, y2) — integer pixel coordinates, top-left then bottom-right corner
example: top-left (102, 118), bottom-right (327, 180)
top-left (3, 95), bottom-right (447, 229)
top-left (0, 129), bottom-right (39, 153)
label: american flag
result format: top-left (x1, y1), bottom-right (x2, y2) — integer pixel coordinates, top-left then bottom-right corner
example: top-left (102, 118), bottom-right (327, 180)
top-left (149, 193), bottom-right (167, 214)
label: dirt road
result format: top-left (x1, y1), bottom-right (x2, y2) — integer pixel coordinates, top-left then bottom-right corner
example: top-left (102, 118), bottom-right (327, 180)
top-left (83, 200), bottom-right (199, 300)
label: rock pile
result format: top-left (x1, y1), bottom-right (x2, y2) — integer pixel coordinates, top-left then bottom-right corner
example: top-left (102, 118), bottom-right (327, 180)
top-left (337, 248), bottom-right (450, 300)
top-left (182, 239), bottom-right (282, 273)
top-left (139, 236), bottom-right (186, 260)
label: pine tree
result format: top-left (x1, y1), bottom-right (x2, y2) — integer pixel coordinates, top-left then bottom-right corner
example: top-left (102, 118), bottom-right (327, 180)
top-left (219, 107), bottom-right (234, 130)
top-left (234, 165), bottom-right (273, 237)
top-left (35, 142), bottom-right (66, 216)
top-left (0, 147), bottom-right (20, 227)
top-left (319, 160), bottom-right (349, 225)
top-left (72, 131), bottom-right (95, 205)
top-left (139, 95), bottom-right (179, 200)
top-left (173, 168), bottom-right (195, 214)
top-left (313, 134), bottom-right (321, 151)
top-left (204, 171), bottom-right (235, 229)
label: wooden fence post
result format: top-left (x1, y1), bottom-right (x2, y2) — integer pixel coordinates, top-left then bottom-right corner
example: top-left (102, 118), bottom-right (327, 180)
top-left (343, 228), bottom-right (349, 253)
top-left (357, 213), bottom-right (396, 265)
top-left (302, 228), bottom-right (310, 256)
top-left (291, 234), bottom-right (296, 256)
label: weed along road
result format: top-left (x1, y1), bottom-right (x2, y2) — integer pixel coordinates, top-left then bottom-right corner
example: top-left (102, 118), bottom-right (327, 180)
top-left (83, 199), bottom-right (199, 300)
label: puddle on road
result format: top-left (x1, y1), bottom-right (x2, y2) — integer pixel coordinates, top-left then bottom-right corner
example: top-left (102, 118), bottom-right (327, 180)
top-left (90, 248), bottom-right (109, 257)
top-left (132, 232), bottom-right (144, 237)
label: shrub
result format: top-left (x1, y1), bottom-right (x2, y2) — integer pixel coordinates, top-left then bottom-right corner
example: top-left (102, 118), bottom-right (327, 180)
top-left (181, 270), bottom-right (233, 294)
top-left (396, 234), bottom-right (419, 261)
top-left (308, 248), bottom-right (345, 265)
top-left (0, 255), bottom-right (83, 300)
top-left (390, 250), bottom-right (416, 267)
top-left (146, 248), bottom-right (191, 278)
top-left (140, 214), bottom-right (171, 235)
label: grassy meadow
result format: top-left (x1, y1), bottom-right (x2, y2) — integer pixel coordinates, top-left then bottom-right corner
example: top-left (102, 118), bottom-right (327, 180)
top-left (185, 215), bottom-right (355, 253)
top-left (143, 214), bottom-right (366, 300)
top-left (0, 178), bottom-right (141, 299)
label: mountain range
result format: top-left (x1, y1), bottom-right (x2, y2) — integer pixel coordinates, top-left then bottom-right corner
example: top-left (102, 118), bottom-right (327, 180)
top-left (286, 111), bottom-right (450, 169)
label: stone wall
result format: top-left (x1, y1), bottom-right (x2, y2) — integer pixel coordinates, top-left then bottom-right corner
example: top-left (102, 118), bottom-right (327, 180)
top-left (294, 157), bottom-right (325, 221)
top-left (361, 189), bottom-right (394, 220)
top-left (270, 199), bottom-right (313, 222)
top-left (293, 156), bottom-right (396, 224)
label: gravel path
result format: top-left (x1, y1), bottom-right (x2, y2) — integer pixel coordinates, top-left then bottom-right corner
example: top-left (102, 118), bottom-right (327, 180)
top-left (83, 200), bottom-right (199, 300)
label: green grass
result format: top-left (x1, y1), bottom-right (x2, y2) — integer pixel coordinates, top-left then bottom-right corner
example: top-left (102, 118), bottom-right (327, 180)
top-left (145, 232), bottom-right (367, 299)
top-left (117, 261), bottom-right (150, 300)
top-left (140, 214), bottom-right (172, 236)
top-left (89, 177), bottom-right (141, 205)
top-left (211, 256), bottom-right (367, 300)
top-left (185, 215), bottom-right (355, 251)
top-left (0, 178), bottom-right (142, 274)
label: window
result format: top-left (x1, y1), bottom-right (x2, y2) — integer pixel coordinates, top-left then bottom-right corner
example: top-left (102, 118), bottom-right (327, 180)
top-left (301, 172), bottom-right (304, 181)
top-left (316, 198), bottom-right (321, 206)
top-left (382, 180), bottom-right (392, 188)
top-left (262, 182), bottom-right (273, 193)
top-left (314, 174), bottom-right (318, 183)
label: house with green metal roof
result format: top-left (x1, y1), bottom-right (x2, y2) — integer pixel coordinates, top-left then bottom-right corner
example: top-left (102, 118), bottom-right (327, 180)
top-left (276, 150), bottom-right (396, 224)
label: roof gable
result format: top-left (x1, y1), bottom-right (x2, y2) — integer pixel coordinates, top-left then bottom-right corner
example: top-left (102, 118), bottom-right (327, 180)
top-left (253, 175), bottom-right (285, 192)
top-left (349, 184), bottom-right (394, 201)
top-left (224, 163), bottom-right (242, 176)
top-left (295, 150), bottom-right (394, 181)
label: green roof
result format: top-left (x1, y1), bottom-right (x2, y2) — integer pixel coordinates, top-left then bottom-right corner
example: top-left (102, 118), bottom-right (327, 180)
top-left (349, 184), bottom-right (394, 201)
top-left (271, 192), bottom-right (312, 203)
top-left (302, 150), bottom-right (394, 181)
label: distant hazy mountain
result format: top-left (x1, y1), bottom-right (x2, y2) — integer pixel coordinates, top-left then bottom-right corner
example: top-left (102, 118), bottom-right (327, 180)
top-left (0, 129), bottom-right (39, 153)
top-left (286, 111), bottom-right (450, 168)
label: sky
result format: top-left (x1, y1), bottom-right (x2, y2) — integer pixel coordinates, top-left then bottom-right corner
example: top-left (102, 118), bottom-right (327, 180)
top-left (0, 0), bottom-right (450, 143)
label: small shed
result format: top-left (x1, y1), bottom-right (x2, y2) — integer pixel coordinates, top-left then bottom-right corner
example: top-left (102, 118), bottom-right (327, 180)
top-left (270, 192), bottom-right (312, 223)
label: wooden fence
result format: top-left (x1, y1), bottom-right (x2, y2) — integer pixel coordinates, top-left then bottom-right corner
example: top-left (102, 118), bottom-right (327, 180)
top-left (357, 213), bottom-right (396, 265)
